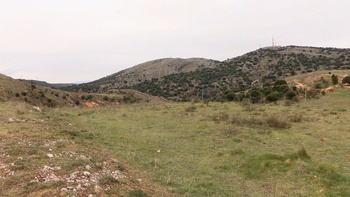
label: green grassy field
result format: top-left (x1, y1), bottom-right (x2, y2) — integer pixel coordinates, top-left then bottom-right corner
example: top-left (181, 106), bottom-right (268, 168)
top-left (1, 87), bottom-right (350, 196)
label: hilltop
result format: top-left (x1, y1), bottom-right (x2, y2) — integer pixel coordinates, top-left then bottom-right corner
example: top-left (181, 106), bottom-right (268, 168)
top-left (63, 46), bottom-right (350, 101)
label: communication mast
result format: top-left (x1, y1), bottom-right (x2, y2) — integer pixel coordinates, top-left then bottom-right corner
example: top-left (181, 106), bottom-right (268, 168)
top-left (272, 37), bottom-right (275, 47)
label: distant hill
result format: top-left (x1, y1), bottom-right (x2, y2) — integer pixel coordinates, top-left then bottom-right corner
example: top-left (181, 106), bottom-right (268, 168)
top-left (63, 58), bottom-right (219, 92)
top-left (0, 74), bottom-right (164, 107)
top-left (21, 79), bottom-right (75, 88)
top-left (63, 46), bottom-right (350, 101)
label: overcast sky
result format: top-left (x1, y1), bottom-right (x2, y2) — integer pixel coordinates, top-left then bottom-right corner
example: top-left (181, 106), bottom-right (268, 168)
top-left (1, 0), bottom-right (349, 83)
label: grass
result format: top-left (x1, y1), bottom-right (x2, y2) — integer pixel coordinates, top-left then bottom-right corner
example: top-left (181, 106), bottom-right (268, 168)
top-left (1, 87), bottom-right (350, 196)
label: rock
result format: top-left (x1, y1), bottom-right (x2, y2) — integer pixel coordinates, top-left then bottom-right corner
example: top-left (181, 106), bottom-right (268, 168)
top-left (83, 171), bottom-right (91, 177)
top-left (85, 165), bottom-right (91, 170)
top-left (94, 185), bottom-right (102, 193)
top-left (47, 153), bottom-right (54, 158)
top-left (136, 178), bottom-right (142, 183)
top-left (33, 106), bottom-right (42, 112)
top-left (8, 118), bottom-right (14, 122)
top-left (61, 188), bottom-right (68, 192)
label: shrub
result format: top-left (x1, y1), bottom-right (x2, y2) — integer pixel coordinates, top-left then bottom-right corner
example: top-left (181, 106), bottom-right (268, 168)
top-left (266, 91), bottom-right (281, 102)
top-left (342, 75), bottom-right (350, 84)
top-left (289, 114), bottom-right (303, 122)
top-left (331, 74), bottom-right (339, 85)
top-left (185, 105), bottom-right (196, 112)
top-left (286, 90), bottom-right (296, 100)
top-left (266, 116), bottom-right (290, 129)
top-left (211, 112), bottom-right (229, 122)
top-left (306, 88), bottom-right (318, 98)
top-left (274, 80), bottom-right (287, 86)
top-left (225, 92), bottom-right (235, 101)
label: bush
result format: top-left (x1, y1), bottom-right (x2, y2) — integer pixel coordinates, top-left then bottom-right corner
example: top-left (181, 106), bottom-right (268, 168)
top-left (266, 116), bottom-right (290, 129)
top-left (211, 112), bottom-right (229, 122)
top-left (307, 88), bottom-right (318, 98)
top-left (185, 105), bottom-right (196, 112)
top-left (225, 92), bottom-right (235, 101)
top-left (103, 96), bottom-right (109, 101)
top-left (289, 114), bottom-right (303, 122)
top-left (286, 90), bottom-right (296, 100)
top-left (266, 91), bottom-right (281, 102)
top-left (274, 80), bottom-right (287, 86)
top-left (331, 74), bottom-right (339, 85)
top-left (342, 75), bottom-right (350, 84)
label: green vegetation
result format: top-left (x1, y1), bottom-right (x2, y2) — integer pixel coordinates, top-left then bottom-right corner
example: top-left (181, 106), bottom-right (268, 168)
top-left (64, 46), bottom-right (350, 102)
top-left (1, 87), bottom-right (350, 196)
top-left (331, 74), bottom-right (339, 85)
top-left (342, 75), bottom-right (350, 84)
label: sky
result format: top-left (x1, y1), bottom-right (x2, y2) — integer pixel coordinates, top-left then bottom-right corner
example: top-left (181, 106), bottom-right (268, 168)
top-left (0, 0), bottom-right (349, 83)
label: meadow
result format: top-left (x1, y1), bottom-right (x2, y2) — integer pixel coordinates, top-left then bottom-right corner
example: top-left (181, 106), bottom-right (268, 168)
top-left (1, 87), bottom-right (350, 196)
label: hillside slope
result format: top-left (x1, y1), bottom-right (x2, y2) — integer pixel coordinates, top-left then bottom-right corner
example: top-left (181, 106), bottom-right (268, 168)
top-left (64, 46), bottom-right (350, 101)
top-left (0, 74), bottom-right (164, 107)
top-left (64, 58), bottom-right (219, 92)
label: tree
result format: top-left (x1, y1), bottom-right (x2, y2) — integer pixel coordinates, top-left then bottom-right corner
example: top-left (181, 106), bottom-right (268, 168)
top-left (331, 74), bottom-right (338, 85)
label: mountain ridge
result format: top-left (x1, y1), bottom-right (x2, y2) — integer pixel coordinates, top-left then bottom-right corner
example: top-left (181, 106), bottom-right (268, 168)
top-left (63, 45), bottom-right (350, 100)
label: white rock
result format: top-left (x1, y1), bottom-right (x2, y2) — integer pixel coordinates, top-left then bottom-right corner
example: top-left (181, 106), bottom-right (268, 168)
top-left (94, 185), bottom-right (102, 193)
top-left (85, 165), bottom-right (91, 170)
top-left (61, 188), bottom-right (68, 192)
top-left (83, 171), bottom-right (91, 177)
top-left (33, 106), bottom-right (42, 112)
top-left (47, 153), bottom-right (54, 158)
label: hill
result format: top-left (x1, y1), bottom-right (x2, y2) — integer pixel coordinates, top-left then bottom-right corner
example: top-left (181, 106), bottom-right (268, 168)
top-left (63, 57), bottom-right (219, 93)
top-left (0, 74), bottom-right (164, 107)
top-left (63, 46), bottom-right (350, 101)
top-left (20, 79), bottom-right (75, 88)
